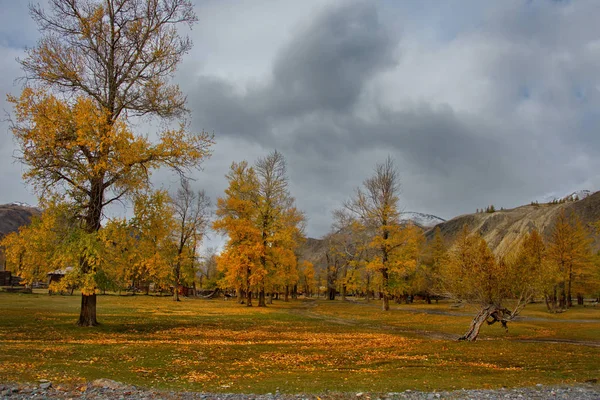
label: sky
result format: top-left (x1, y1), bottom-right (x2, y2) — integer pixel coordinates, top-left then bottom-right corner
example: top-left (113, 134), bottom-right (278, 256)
top-left (2, 0), bottom-right (600, 241)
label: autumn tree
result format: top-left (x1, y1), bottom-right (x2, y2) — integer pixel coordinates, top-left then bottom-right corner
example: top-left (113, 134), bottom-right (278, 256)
top-left (2, 201), bottom-right (77, 287)
top-left (170, 179), bottom-right (211, 301)
top-left (298, 260), bottom-right (316, 297)
top-left (416, 226), bottom-right (447, 303)
top-left (197, 247), bottom-right (220, 290)
top-left (511, 229), bottom-right (547, 311)
top-left (97, 216), bottom-right (135, 293)
top-left (546, 210), bottom-right (594, 310)
top-left (439, 227), bottom-right (543, 341)
top-left (8, 0), bottom-right (211, 325)
top-left (345, 157), bottom-right (422, 311)
top-left (326, 210), bottom-right (372, 301)
top-left (213, 162), bottom-right (262, 306)
top-left (127, 190), bottom-right (177, 294)
top-left (254, 151), bottom-right (305, 306)
top-left (214, 152), bottom-right (305, 307)
top-left (324, 242), bottom-right (342, 301)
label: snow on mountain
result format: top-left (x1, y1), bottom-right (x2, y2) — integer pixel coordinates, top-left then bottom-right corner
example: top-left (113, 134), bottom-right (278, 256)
top-left (542, 189), bottom-right (592, 203)
top-left (561, 190), bottom-right (592, 202)
top-left (9, 202), bottom-right (34, 208)
top-left (401, 211), bottom-right (446, 228)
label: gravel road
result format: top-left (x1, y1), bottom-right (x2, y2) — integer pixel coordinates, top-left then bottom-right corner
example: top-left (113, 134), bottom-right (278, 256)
top-left (1, 380), bottom-right (599, 400)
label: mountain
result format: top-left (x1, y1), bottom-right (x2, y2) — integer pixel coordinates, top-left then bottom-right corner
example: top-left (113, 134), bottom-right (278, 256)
top-left (0, 203), bottom-right (41, 270)
top-left (426, 190), bottom-right (600, 255)
top-left (0, 203), bottom-right (40, 238)
top-left (298, 237), bottom-right (329, 271)
top-left (401, 211), bottom-right (445, 228)
top-left (542, 189), bottom-right (592, 203)
top-left (300, 192), bottom-right (600, 266)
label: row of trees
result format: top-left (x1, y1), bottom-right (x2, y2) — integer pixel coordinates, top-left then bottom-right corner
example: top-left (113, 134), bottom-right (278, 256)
top-left (2, 179), bottom-right (211, 301)
top-left (311, 158), bottom-right (599, 340)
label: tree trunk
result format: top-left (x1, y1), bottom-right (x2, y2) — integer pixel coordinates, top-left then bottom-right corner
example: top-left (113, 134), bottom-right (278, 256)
top-left (258, 288), bottom-right (266, 307)
top-left (246, 290), bottom-right (252, 307)
top-left (292, 284), bottom-right (298, 299)
top-left (268, 292), bottom-right (273, 304)
top-left (284, 285), bottom-right (289, 302)
top-left (381, 270), bottom-right (390, 311)
top-left (567, 265), bottom-right (573, 308)
top-left (328, 287), bottom-right (336, 300)
top-left (459, 305), bottom-right (495, 341)
top-left (381, 231), bottom-right (390, 311)
top-left (173, 264), bottom-right (181, 301)
top-left (245, 266), bottom-right (252, 305)
top-left (459, 304), bottom-right (510, 341)
top-left (341, 266), bottom-right (347, 301)
top-left (77, 294), bottom-right (98, 326)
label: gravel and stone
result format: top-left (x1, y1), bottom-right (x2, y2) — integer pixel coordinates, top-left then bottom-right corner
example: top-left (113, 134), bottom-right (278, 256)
top-left (1, 380), bottom-right (598, 400)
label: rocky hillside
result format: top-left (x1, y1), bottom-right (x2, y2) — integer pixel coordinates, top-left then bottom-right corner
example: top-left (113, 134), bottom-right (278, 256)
top-left (0, 203), bottom-right (40, 270)
top-left (299, 237), bottom-right (329, 270)
top-left (299, 192), bottom-right (600, 263)
top-left (0, 203), bottom-right (40, 239)
top-left (426, 191), bottom-right (600, 255)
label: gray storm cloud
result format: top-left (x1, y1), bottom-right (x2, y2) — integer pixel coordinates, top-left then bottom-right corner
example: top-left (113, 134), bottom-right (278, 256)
top-left (2, 0), bottom-right (600, 239)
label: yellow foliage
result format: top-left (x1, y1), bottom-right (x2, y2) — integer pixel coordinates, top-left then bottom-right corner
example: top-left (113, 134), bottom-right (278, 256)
top-left (214, 152), bottom-right (305, 301)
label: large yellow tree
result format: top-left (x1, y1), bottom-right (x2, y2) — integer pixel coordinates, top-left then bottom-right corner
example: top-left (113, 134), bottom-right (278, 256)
top-left (254, 151), bottom-right (305, 306)
top-left (214, 152), bottom-right (305, 307)
top-left (213, 162), bottom-right (263, 306)
top-left (6, 0), bottom-right (212, 326)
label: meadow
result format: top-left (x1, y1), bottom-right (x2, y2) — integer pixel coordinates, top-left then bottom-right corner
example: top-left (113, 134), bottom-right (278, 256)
top-left (0, 292), bottom-right (598, 394)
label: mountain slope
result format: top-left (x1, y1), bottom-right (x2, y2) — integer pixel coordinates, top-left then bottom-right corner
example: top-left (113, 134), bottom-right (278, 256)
top-left (0, 203), bottom-right (40, 239)
top-left (426, 191), bottom-right (600, 255)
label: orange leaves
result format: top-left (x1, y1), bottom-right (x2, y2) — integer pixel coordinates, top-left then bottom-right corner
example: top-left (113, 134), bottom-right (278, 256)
top-left (214, 162), bottom-right (262, 292)
top-left (214, 154), bottom-right (305, 296)
top-left (184, 370), bottom-right (218, 383)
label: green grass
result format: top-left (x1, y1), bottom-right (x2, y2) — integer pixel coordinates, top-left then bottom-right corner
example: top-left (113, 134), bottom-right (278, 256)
top-left (0, 291), bottom-right (598, 393)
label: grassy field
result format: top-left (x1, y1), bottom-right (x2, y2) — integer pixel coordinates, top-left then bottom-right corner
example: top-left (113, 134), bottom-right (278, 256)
top-left (0, 292), bottom-right (598, 394)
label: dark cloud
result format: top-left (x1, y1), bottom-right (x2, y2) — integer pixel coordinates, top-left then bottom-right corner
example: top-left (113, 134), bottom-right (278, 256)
top-left (182, 0), bottom-right (600, 236)
top-left (268, 1), bottom-right (396, 116)
top-left (2, 0), bottom-right (600, 240)
top-left (188, 1), bottom-right (396, 141)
